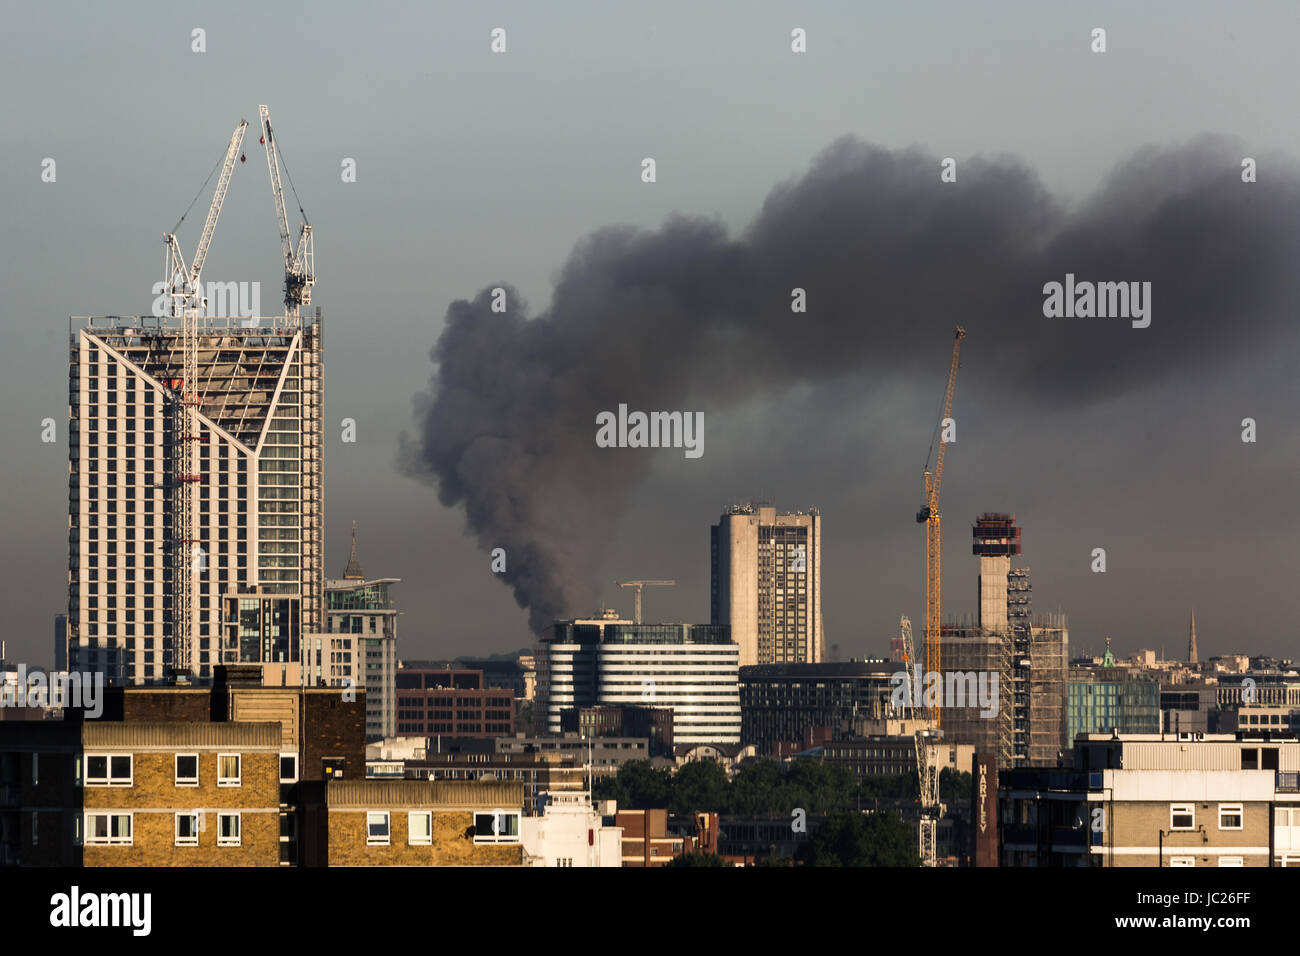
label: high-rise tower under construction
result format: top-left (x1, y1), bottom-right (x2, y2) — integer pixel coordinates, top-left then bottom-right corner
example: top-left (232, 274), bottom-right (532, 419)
top-left (66, 312), bottom-right (324, 683)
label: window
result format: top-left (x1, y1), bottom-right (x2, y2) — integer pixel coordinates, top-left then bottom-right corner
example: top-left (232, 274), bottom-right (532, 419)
top-left (175, 813), bottom-right (199, 846)
top-left (1219, 804), bottom-right (1244, 830)
top-left (32, 754), bottom-right (38, 786)
top-left (279, 754), bottom-right (298, 784)
top-left (366, 811), bottom-right (390, 848)
top-left (217, 812), bottom-right (241, 847)
top-left (1242, 748), bottom-right (1259, 770)
top-left (1218, 856), bottom-right (1244, 867)
top-left (408, 812), bottom-right (432, 846)
top-left (1170, 804), bottom-right (1195, 830)
top-left (473, 811), bottom-right (521, 844)
top-left (175, 754), bottom-right (199, 787)
top-left (31, 812), bottom-right (38, 845)
top-left (1169, 856), bottom-right (1195, 867)
top-left (217, 754), bottom-right (241, 787)
top-left (86, 754), bottom-right (132, 786)
top-left (85, 812), bottom-right (132, 845)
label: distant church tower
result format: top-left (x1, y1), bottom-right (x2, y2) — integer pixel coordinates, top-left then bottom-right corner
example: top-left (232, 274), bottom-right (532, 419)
top-left (344, 520), bottom-right (365, 580)
top-left (1187, 608), bottom-right (1198, 664)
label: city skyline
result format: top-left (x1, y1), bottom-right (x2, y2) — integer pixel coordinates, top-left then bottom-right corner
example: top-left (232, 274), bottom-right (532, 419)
top-left (3, 3), bottom-right (1299, 668)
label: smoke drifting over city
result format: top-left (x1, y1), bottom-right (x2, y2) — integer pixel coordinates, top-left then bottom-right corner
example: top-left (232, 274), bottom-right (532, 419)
top-left (400, 134), bottom-right (1300, 634)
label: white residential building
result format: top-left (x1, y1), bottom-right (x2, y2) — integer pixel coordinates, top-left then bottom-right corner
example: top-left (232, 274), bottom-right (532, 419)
top-left (520, 791), bottom-right (622, 867)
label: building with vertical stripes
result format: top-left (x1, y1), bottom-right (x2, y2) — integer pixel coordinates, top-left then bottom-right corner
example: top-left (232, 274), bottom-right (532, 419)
top-left (711, 503), bottom-right (823, 667)
top-left (65, 312), bottom-right (323, 684)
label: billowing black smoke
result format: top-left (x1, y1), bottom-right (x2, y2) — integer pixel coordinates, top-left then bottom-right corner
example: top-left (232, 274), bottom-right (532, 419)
top-left (399, 134), bottom-right (1300, 634)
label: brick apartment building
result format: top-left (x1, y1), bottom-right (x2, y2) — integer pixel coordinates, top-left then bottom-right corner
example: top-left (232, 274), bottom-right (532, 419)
top-left (394, 667), bottom-right (514, 737)
top-left (616, 809), bottom-right (719, 866)
top-left (0, 667), bottom-right (365, 866)
top-left (0, 720), bottom-right (281, 866)
top-left (326, 779), bottom-right (524, 865)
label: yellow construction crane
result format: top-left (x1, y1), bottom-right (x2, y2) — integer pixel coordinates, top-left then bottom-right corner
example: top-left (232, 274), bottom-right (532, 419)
top-left (916, 326), bottom-right (965, 726)
top-left (615, 580), bottom-right (675, 624)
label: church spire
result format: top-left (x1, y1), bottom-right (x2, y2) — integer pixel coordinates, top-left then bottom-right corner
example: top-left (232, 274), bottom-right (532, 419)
top-left (1188, 608), bottom-right (1198, 663)
top-left (344, 520), bottom-right (364, 580)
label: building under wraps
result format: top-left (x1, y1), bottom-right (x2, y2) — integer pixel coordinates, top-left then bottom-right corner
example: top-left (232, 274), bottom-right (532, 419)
top-left (935, 514), bottom-right (1067, 768)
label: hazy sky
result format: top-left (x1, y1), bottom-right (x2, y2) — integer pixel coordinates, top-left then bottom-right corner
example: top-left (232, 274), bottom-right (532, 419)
top-left (2, 1), bottom-right (1298, 667)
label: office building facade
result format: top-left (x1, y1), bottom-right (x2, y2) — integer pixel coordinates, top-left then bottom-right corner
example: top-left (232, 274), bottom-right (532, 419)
top-left (739, 661), bottom-right (897, 756)
top-left (536, 615), bottom-right (741, 746)
top-left (711, 504), bottom-right (824, 666)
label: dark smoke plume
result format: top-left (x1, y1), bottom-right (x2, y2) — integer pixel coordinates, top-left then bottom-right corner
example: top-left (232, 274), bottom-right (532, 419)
top-left (399, 135), bottom-right (1300, 634)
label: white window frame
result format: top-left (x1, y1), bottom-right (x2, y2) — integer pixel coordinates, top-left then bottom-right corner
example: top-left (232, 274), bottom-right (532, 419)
top-left (1218, 856), bottom-right (1244, 867)
top-left (1170, 803), bottom-right (1195, 831)
top-left (175, 812), bottom-right (199, 847)
top-left (1169, 856), bottom-right (1195, 867)
top-left (85, 753), bottom-right (133, 787)
top-left (175, 753), bottom-right (199, 787)
top-left (216, 812), bottom-right (241, 847)
top-left (1218, 803), bottom-right (1244, 831)
top-left (473, 810), bottom-right (521, 844)
top-left (279, 753), bottom-right (298, 784)
top-left (84, 812), bottom-right (132, 846)
top-left (367, 811), bottom-right (390, 846)
top-left (407, 811), bottom-right (432, 846)
top-left (217, 753), bottom-right (241, 787)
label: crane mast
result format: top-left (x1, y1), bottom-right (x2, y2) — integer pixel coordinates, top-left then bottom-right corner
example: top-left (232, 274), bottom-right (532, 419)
top-left (258, 105), bottom-right (314, 326)
top-left (161, 118), bottom-right (248, 677)
top-left (899, 615), bottom-right (941, 866)
top-left (916, 326), bottom-right (965, 726)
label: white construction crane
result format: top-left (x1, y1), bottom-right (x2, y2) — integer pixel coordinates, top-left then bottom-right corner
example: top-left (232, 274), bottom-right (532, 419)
top-left (615, 580), bottom-right (675, 624)
top-left (899, 615), bottom-right (942, 866)
top-left (161, 117), bottom-right (248, 677)
top-left (258, 105), bottom-right (314, 325)
top-left (162, 119), bottom-right (248, 318)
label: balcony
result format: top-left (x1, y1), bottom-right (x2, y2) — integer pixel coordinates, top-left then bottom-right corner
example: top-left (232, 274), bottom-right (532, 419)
top-left (1277, 772), bottom-right (1300, 792)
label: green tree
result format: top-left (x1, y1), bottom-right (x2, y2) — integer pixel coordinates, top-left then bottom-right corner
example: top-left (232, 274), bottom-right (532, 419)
top-left (797, 809), bottom-right (919, 867)
top-left (939, 768), bottom-right (971, 804)
top-left (856, 773), bottom-right (916, 801)
top-left (670, 760), bottom-right (729, 815)
top-left (727, 759), bottom-right (787, 815)
top-left (784, 759), bottom-right (857, 812)
top-left (597, 759), bottom-right (673, 809)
